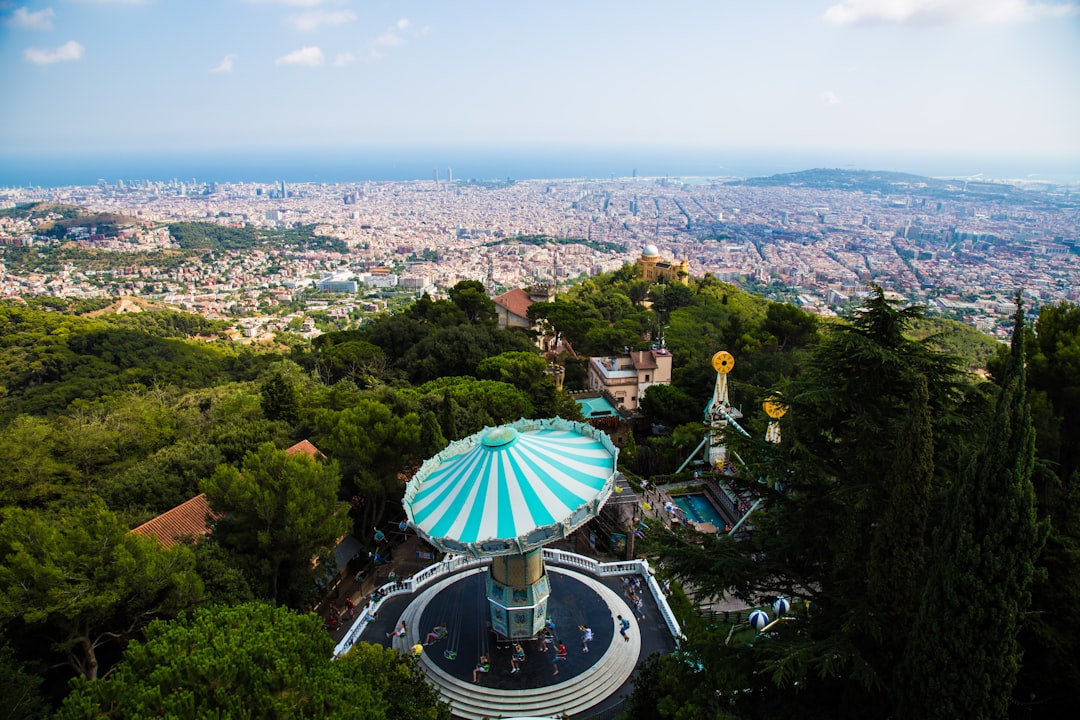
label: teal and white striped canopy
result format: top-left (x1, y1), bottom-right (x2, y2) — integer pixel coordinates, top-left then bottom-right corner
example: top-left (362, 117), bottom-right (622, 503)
top-left (403, 418), bottom-right (618, 557)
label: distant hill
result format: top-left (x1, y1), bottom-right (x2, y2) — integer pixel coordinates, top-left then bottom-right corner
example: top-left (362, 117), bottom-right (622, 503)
top-left (167, 221), bottom-right (348, 253)
top-left (0, 201), bottom-right (83, 221)
top-left (907, 315), bottom-right (1003, 371)
top-left (729, 168), bottom-right (1027, 201)
top-left (54, 212), bottom-right (138, 230)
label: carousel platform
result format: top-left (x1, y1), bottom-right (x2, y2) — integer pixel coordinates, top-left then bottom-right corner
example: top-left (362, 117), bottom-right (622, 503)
top-left (363, 562), bottom-right (676, 720)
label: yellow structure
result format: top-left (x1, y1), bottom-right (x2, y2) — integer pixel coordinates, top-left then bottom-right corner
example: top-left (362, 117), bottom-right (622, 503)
top-left (637, 244), bottom-right (690, 285)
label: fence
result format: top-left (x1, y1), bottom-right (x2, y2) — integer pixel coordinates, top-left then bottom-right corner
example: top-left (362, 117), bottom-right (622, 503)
top-left (334, 548), bottom-right (684, 656)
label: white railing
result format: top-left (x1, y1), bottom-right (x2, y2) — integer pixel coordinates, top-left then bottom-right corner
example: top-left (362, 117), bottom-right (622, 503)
top-left (334, 549), bottom-right (683, 656)
top-left (334, 554), bottom-right (489, 656)
top-left (543, 549), bottom-right (683, 640)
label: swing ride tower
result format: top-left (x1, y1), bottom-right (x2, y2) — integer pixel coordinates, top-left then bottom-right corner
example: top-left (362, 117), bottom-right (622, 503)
top-left (402, 418), bottom-right (618, 641)
top-left (705, 350), bottom-right (746, 468)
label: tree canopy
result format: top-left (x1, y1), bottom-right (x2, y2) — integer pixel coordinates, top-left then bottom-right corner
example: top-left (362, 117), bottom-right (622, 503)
top-left (55, 602), bottom-right (450, 720)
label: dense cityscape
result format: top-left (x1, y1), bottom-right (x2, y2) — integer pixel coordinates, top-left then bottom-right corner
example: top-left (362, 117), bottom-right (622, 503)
top-left (2, 169), bottom-right (1077, 342)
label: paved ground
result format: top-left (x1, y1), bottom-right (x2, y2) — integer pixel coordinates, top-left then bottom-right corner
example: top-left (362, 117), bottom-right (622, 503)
top-left (360, 565), bottom-right (678, 719)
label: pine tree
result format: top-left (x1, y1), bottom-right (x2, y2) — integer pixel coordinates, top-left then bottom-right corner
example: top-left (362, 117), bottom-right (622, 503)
top-left (899, 294), bottom-right (1047, 720)
top-left (646, 286), bottom-right (966, 717)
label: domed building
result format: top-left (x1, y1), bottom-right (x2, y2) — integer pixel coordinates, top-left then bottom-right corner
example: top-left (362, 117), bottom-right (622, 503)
top-left (637, 244), bottom-right (690, 285)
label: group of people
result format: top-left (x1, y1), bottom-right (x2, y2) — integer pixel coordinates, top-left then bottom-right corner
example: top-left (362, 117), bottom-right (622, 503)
top-left (405, 611), bottom-right (634, 684)
top-left (470, 617), bottom-right (597, 682)
top-left (622, 574), bottom-right (647, 621)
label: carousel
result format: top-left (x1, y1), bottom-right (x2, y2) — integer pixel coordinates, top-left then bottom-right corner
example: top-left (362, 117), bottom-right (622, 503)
top-left (403, 417), bottom-right (619, 640)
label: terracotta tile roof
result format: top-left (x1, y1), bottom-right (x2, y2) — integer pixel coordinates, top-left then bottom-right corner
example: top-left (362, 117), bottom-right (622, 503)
top-left (630, 350), bottom-right (658, 370)
top-left (285, 439), bottom-right (325, 459)
top-left (130, 493), bottom-right (222, 548)
top-left (493, 288), bottom-right (533, 320)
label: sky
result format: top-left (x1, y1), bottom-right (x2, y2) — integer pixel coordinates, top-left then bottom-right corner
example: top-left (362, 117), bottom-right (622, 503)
top-left (1, 0), bottom-right (1079, 174)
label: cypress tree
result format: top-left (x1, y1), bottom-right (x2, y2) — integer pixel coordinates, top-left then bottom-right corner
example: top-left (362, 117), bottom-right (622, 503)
top-left (866, 374), bottom-right (934, 682)
top-left (899, 294), bottom-right (1047, 720)
top-left (419, 410), bottom-right (448, 458)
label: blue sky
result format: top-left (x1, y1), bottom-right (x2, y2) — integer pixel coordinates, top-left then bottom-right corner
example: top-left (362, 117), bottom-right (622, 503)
top-left (1, 0), bottom-right (1078, 166)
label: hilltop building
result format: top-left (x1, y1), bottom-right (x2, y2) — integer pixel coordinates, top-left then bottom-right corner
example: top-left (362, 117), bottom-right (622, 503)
top-left (493, 283), bottom-right (557, 332)
top-left (637, 244), bottom-right (689, 285)
top-left (586, 345), bottom-right (673, 412)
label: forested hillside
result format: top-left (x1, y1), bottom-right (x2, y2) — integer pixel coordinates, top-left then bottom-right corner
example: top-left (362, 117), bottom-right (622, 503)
top-left (0, 269), bottom-right (1076, 719)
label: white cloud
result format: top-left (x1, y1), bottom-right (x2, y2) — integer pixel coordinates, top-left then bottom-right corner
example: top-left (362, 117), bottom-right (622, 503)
top-left (276, 46), bottom-right (325, 66)
top-left (286, 9), bottom-right (357, 31)
top-left (211, 54), bottom-right (237, 74)
top-left (367, 17), bottom-right (425, 60)
top-left (7, 7), bottom-right (56, 30)
top-left (373, 30), bottom-right (405, 47)
top-left (334, 51), bottom-right (355, 66)
top-left (24, 40), bottom-right (84, 65)
top-left (824, 0), bottom-right (1079, 26)
top-left (71, 0), bottom-right (150, 5)
top-left (821, 90), bottom-right (842, 105)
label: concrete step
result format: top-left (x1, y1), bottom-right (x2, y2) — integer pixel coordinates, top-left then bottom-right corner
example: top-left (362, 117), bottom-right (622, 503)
top-left (421, 627), bottom-right (640, 719)
top-left (408, 568), bottom-right (640, 719)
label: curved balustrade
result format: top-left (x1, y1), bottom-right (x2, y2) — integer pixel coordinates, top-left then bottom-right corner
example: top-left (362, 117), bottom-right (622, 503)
top-left (334, 548), bottom-right (683, 656)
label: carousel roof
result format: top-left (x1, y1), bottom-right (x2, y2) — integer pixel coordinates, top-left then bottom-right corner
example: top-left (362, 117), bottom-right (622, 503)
top-left (403, 418), bottom-right (618, 556)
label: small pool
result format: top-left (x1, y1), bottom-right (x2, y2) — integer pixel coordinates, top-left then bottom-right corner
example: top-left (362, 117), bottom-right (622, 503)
top-left (671, 493), bottom-right (728, 529)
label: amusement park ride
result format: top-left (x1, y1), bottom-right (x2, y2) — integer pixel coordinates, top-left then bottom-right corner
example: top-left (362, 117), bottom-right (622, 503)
top-left (676, 350), bottom-right (787, 535)
top-left (402, 418), bottom-right (619, 642)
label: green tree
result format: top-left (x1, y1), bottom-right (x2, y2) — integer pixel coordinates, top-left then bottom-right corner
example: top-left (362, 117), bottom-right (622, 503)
top-left (0, 415), bottom-right (77, 507)
top-left (763, 301), bottom-right (818, 351)
top-left (1025, 301), bottom-right (1080, 484)
top-left (313, 399), bottom-right (421, 532)
top-left (260, 362), bottom-right (303, 424)
top-left (638, 383), bottom-right (701, 428)
top-left (0, 500), bottom-right (202, 680)
top-left (0, 638), bottom-right (46, 720)
top-left (475, 351), bottom-right (547, 392)
top-left (447, 279), bottom-right (496, 324)
top-left (419, 377), bottom-right (534, 436)
top-left (201, 443), bottom-right (348, 606)
top-left (55, 603), bottom-right (450, 720)
top-left (644, 286), bottom-right (968, 717)
top-left (865, 375), bottom-right (934, 691)
top-left (899, 296), bottom-right (1047, 720)
top-left (419, 410), bottom-right (448, 458)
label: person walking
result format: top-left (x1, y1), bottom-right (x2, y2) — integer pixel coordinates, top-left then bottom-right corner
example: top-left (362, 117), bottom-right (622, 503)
top-left (617, 614), bottom-right (631, 642)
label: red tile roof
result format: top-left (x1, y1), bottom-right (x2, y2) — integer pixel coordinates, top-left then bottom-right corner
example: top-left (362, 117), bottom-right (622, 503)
top-left (630, 350), bottom-right (658, 370)
top-left (130, 493), bottom-right (222, 548)
top-left (493, 288), bottom-right (533, 321)
top-left (285, 439), bottom-right (325, 459)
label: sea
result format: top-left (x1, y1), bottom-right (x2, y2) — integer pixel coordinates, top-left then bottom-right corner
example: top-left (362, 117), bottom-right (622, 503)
top-left (1, 146), bottom-right (1078, 189)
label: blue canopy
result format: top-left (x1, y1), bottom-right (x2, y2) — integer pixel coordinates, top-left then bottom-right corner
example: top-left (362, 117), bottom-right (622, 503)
top-left (403, 418), bottom-right (619, 557)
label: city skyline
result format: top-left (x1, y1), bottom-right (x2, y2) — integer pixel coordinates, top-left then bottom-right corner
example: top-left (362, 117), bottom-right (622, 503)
top-left (2, 0), bottom-right (1079, 178)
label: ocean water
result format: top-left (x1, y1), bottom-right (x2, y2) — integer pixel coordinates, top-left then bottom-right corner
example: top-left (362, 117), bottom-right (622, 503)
top-left (2, 146), bottom-right (1077, 188)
